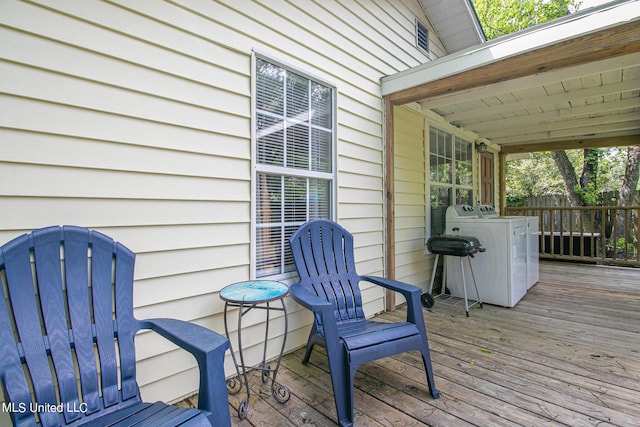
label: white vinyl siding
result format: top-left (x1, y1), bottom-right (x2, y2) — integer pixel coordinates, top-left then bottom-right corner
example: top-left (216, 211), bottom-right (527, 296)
top-left (394, 107), bottom-right (431, 292)
top-left (394, 106), bottom-right (482, 296)
top-left (0, 0), bottom-right (442, 411)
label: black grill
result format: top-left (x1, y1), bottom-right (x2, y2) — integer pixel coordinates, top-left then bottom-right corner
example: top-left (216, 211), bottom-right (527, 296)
top-left (427, 235), bottom-right (485, 257)
top-left (424, 234), bottom-right (486, 316)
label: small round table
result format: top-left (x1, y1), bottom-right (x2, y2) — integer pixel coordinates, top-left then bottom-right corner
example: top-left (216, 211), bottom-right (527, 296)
top-left (220, 280), bottom-right (291, 419)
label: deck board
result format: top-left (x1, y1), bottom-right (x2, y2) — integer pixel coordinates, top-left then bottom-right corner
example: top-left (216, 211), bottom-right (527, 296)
top-left (180, 262), bottom-right (640, 426)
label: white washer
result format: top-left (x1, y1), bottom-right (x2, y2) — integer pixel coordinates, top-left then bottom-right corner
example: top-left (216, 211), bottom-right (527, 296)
top-left (479, 206), bottom-right (539, 289)
top-left (444, 205), bottom-right (528, 307)
top-left (526, 216), bottom-right (539, 289)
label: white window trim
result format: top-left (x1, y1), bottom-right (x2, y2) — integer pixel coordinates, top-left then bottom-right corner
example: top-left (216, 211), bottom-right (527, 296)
top-left (250, 51), bottom-right (337, 281)
top-left (425, 119), bottom-right (478, 241)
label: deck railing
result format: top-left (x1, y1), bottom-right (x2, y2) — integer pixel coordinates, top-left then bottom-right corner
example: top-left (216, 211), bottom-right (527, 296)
top-left (505, 206), bottom-right (640, 267)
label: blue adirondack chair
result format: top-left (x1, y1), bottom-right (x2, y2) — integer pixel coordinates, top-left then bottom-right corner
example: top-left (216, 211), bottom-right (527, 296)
top-left (0, 226), bottom-right (231, 427)
top-left (289, 219), bottom-right (440, 427)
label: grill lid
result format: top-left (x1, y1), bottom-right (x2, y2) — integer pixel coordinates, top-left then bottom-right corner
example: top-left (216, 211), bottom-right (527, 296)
top-left (427, 235), bottom-right (485, 257)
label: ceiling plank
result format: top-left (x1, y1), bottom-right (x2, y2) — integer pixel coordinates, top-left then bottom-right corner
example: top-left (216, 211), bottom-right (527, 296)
top-left (500, 135), bottom-right (640, 154)
top-left (464, 100), bottom-right (640, 134)
top-left (447, 78), bottom-right (640, 124)
top-left (468, 103), bottom-right (640, 134)
top-left (549, 119), bottom-right (640, 138)
top-left (560, 98), bottom-right (640, 117)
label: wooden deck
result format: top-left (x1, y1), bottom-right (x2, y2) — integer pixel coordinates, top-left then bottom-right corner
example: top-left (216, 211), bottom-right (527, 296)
top-left (180, 262), bottom-right (640, 426)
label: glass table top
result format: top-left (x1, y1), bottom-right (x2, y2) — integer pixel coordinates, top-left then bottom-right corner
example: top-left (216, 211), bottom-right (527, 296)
top-left (220, 280), bottom-right (288, 303)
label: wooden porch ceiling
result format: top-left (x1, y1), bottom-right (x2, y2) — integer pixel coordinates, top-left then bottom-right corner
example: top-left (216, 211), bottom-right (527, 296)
top-left (382, 1), bottom-right (640, 154)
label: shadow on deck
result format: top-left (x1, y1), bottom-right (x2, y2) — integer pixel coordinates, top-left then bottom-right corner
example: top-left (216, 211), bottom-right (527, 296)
top-left (180, 261), bottom-right (640, 426)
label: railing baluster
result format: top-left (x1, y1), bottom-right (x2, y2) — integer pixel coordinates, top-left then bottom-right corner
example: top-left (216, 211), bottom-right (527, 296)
top-left (633, 208), bottom-right (640, 263)
top-left (600, 206), bottom-right (607, 262)
top-left (569, 209), bottom-right (574, 257)
top-left (623, 208), bottom-right (629, 261)
top-left (612, 208), bottom-right (618, 261)
top-left (578, 210), bottom-right (583, 258)
top-left (559, 209), bottom-right (564, 257)
top-left (550, 209), bottom-right (555, 256)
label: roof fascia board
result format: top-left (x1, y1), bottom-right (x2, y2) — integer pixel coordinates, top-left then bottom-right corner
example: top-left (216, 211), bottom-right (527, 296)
top-left (462, 0), bottom-right (486, 42)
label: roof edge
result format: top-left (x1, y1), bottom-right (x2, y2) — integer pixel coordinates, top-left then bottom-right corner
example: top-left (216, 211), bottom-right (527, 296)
top-left (382, 0), bottom-right (640, 96)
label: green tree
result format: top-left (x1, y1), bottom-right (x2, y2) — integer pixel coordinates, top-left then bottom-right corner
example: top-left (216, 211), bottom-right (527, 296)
top-left (472, 0), bottom-right (581, 40)
top-left (506, 152), bottom-right (564, 205)
top-left (507, 148), bottom-right (640, 206)
top-left (551, 148), bottom-right (600, 207)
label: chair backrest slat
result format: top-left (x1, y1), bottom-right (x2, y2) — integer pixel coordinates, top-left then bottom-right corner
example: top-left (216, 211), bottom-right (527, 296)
top-left (0, 284), bottom-right (33, 426)
top-left (3, 231), bottom-right (62, 427)
top-left (87, 230), bottom-right (121, 407)
top-left (61, 227), bottom-right (101, 414)
top-left (291, 220), bottom-right (365, 324)
top-left (327, 222), bottom-right (361, 319)
top-left (113, 241), bottom-right (138, 400)
top-left (310, 222), bottom-right (348, 319)
top-left (32, 228), bottom-right (83, 424)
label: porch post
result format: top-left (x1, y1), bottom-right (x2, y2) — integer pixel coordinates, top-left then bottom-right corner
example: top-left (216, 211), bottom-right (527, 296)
top-left (384, 98), bottom-right (396, 311)
top-left (499, 151), bottom-right (507, 213)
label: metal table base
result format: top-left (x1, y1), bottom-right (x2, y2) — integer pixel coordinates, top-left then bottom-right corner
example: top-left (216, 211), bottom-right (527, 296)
top-left (221, 280), bottom-right (291, 419)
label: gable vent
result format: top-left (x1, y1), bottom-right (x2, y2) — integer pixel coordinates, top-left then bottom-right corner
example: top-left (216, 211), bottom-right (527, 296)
top-left (416, 19), bottom-right (429, 53)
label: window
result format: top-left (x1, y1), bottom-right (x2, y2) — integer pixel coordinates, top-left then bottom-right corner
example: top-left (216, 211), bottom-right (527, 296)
top-left (416, 20), bottom-right (429, 53)
top-left (254, 57), bottom-right (335, 278)
top-left (428, 125), bottom-right (473, 236)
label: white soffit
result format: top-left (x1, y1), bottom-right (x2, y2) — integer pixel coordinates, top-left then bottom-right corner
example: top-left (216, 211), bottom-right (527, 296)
top-left (419, 0), bottom-right (485, 53)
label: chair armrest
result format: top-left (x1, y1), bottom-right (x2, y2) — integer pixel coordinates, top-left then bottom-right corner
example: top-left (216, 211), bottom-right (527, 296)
top-left (140, 318), bottom-right (229, 355)
top-left (289, 283), bottom-right (339, 341)
top-left (360, 275), bottom-right (421, 299)
top-left (139, 318), bottom-right (231, 427)
top-left (289, 283), bottom-right (333, 312)
top-left (360, 276), bottom-right (424, 325)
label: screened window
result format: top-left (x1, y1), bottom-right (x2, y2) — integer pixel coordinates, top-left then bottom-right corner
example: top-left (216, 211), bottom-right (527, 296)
top-left (429, 125), bottom-right (474, 236)
top-left (255, 58), bottom-right (334, 277)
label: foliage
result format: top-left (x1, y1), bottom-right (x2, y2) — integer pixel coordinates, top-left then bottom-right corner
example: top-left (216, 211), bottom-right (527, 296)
top-left (575, 148), bottom-right (600, 206)
top-left (506, 148), bottom-right (639, 206)
top-left (614, 237), bottom-right (635, 252)
top-left (506, 152), bottom-right (564, 205)
top-left (574, 181), bottom-right (600, 206)
top-left (472, 0), bottom-right (582, 40)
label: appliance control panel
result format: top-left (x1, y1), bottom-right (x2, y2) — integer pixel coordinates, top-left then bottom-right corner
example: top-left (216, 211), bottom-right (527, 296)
top-left (478, 205), bottom-right (498, 217)
top-left (448, 204), bottom-right (482, 219)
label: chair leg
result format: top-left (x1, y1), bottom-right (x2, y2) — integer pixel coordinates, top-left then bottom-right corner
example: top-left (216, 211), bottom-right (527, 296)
top-left (420, 349), bottom-right (440, 399)
top-left (302, 342), bottom-right (314, 364)
top-left (302, 331), bottom-right (328, 364)
top-left (323, 346), bottom-right (353, 427)
top-left (331, 365), bottom-right (355, 427)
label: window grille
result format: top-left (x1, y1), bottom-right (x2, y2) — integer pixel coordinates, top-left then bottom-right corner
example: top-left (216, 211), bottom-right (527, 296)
top-left (255, 58), bottom-right (334, 277)
top-left (429, 125), bottom-right (473, 236)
